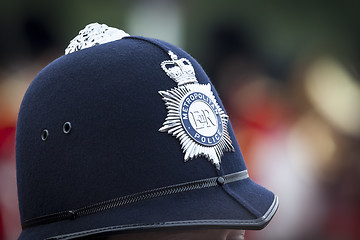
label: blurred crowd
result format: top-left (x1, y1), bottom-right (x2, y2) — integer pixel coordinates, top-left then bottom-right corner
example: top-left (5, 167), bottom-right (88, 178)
top-left (203, 23), bottom-right (360, 240)
top-left (0, 1), bottom-right (359, 239)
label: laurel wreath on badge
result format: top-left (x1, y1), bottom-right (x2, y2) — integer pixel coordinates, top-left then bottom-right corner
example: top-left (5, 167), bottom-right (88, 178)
top-left (159, 51), bottom-right (234, 169)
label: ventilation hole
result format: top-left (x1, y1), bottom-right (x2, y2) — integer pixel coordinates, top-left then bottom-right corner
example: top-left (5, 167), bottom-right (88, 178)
top-left (41, 129), bottom-right (48, 141)
top-left (63, 122), bottom-right (72, 134)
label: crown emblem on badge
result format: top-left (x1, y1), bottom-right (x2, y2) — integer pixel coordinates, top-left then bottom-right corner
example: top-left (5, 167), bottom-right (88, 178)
top-left (160, 51), bottom-right (197, 86)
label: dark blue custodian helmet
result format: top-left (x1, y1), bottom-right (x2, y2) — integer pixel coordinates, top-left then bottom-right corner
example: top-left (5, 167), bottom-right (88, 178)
top-left (16, 23), bottom-right (278, 239)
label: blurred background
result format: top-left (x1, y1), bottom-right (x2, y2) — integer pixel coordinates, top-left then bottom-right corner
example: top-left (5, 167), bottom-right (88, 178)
top-left (0, 0), bottom-right (359, 239)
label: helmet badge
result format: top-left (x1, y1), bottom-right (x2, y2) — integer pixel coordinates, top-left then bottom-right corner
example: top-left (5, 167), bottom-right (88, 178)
top-left (159, 51), bottom-right (234, 169)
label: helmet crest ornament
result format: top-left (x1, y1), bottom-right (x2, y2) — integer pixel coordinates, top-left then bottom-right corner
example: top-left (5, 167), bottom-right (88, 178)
top-left (65, 23), bottom-right (129, 55)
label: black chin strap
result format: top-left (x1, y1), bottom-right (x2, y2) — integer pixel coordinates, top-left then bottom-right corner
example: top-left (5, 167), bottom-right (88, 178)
top-left (22, 170), bottom-right (249, 229)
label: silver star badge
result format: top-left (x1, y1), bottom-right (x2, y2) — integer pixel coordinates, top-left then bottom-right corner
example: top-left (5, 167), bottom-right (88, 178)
top-left (159, 51), bottom-right (234, 169)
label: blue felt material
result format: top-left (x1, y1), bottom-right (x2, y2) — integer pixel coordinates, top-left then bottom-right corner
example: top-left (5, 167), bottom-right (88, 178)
top-left (16, 36), bottom-right (277, 239)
